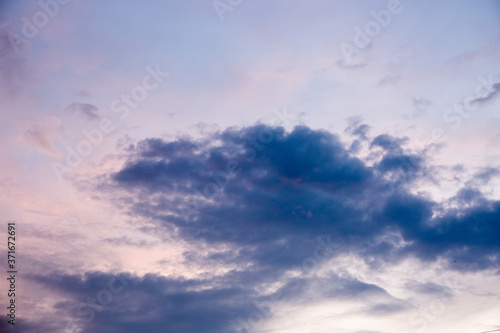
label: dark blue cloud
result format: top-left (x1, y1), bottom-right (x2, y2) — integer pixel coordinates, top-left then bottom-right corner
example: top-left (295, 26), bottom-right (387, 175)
top-left (40, 124), bottom-right (499, 332)
top-left (473, 167), bottom-right (500, 184)
top-left (106, 125), bottom-right (500, 271)
top-left (28, 272), bottom-right (255, 333)
top-left (371, 134), bottom-right (407, 153)
top-left (26, 269), bottom-right (404, 333)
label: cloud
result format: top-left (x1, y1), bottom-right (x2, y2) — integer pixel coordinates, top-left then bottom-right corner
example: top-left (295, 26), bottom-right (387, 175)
top-left (345, 117), bottom-right (370, 141)
top-left (471, 81), bottom-right (500, 105)
top-left (26, 271), bottom-right (258, 333)
top-left (75, 90), bottom-right (91, 98)
top-left (378, 74), bottom-right (400, 86)
top-left (26, 124), bottom-right (499, 333)
top-left (473, 167), bottom-right (500, 184)
top-left (25, 269), bottom-right (410, 333)
top-left (411, 97), bottom-right (432, 118)
top-left (370, 134), bottom-right (407, 153)
top-left (99, 124), bottom-right (500, 273)
top-left (65, 102), bottom-right (100, 120)
top-left (404, 281), bottom-right (452, 297)
top-left (23, 116), bottom-right (61, 157)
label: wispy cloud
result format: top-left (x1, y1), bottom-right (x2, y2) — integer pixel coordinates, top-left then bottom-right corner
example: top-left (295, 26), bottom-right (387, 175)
top-left (65, 102), bottom-right (100, 120)
top-left (23, 116), bottom-right (61, 156)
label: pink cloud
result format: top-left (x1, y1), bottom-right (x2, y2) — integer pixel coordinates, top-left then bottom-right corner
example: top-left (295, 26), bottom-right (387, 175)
top-left (22, 116), bottom-right (62, 157)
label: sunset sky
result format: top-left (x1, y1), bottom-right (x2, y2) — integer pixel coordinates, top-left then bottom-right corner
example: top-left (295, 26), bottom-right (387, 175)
top-left (1, 1), bottom-right (500, 332)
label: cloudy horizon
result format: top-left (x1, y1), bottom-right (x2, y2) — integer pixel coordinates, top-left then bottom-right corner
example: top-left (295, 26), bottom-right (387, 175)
top-left (1, 1), bottom-right (500, 332)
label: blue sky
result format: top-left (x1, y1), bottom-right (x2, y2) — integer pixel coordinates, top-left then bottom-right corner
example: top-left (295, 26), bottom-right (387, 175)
top-left (1, 1), bottom-right (500, 332)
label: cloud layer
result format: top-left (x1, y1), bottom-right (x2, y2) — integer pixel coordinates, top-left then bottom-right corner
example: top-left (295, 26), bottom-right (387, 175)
top-left (23, 124), bottom-right (499, 332)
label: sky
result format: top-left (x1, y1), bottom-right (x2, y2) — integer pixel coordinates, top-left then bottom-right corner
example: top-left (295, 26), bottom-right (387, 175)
top-left (0, 0), bottom-right (500, 332)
